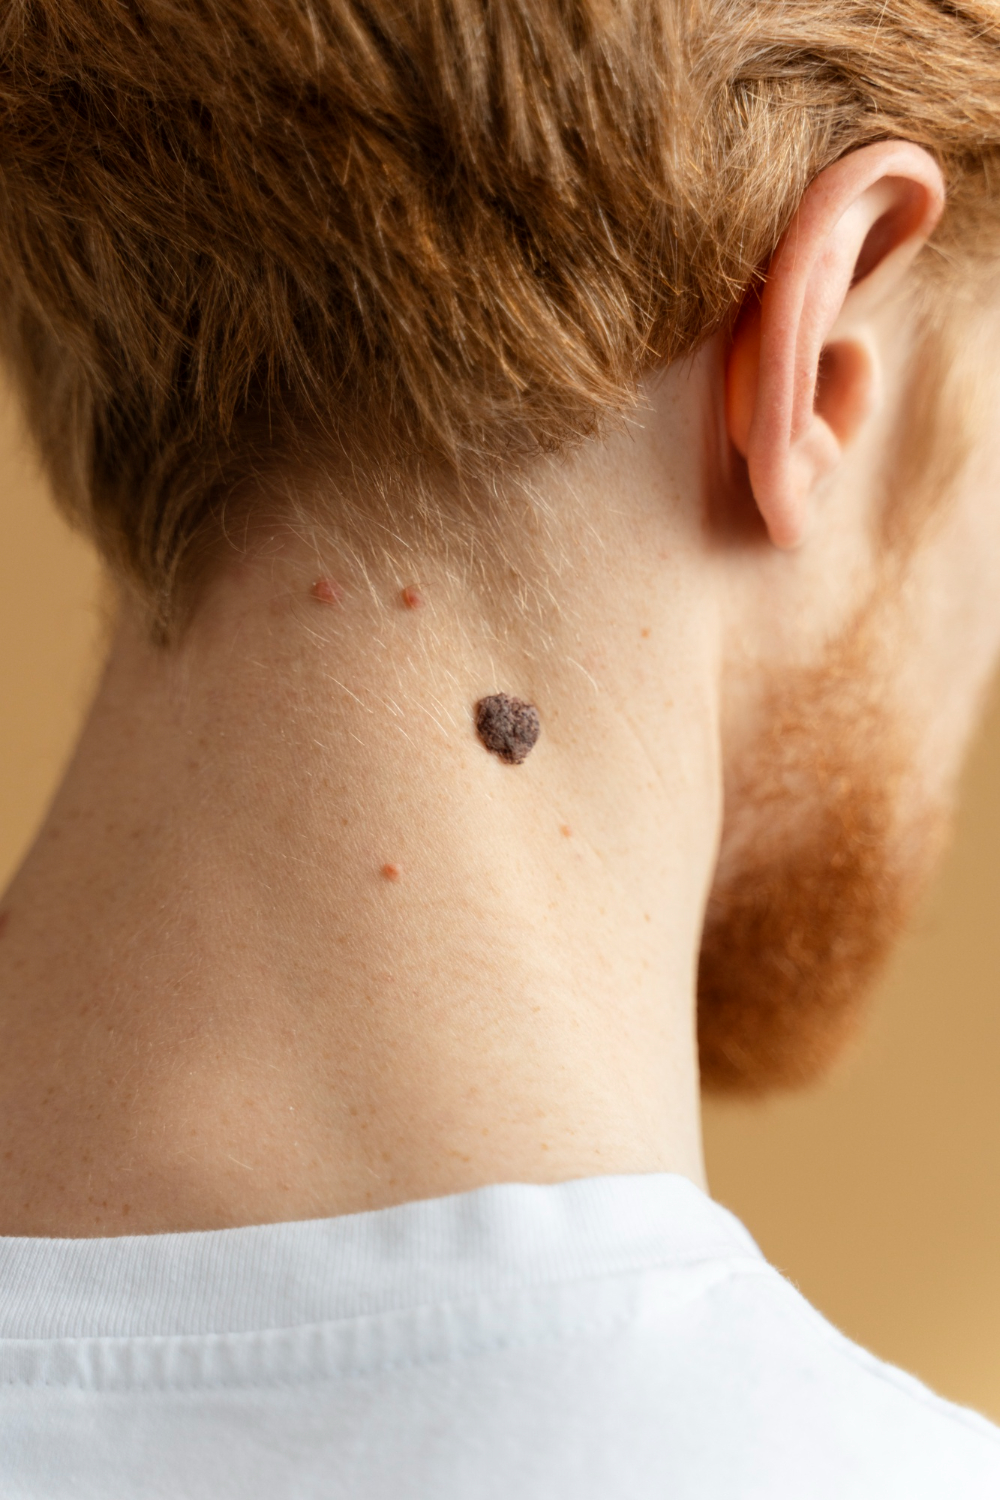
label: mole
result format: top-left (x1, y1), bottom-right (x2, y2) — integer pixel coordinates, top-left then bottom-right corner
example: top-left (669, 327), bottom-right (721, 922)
top-left (310, 576), bottom-right (342, 605)
top-left (401, 585), bottom-right (424, 609)
top-left (474, 693), bottom-right (541, 765)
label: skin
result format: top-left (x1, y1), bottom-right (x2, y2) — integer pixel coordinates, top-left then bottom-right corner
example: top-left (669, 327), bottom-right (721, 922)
top-left (1, 145), bottom-right (1000, 1234)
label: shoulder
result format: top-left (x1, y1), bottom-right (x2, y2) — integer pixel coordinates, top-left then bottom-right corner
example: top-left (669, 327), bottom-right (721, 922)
top-left (615, 1256), bottom-right (1000, 1497)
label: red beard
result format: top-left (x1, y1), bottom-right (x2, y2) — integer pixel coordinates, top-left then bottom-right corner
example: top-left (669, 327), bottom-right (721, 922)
top-left (698, 600), bottom-right (948, 1093)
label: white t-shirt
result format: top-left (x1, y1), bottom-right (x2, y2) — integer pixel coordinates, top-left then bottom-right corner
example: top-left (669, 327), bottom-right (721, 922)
top-left (1, 1173), bottom-right (997, 1498)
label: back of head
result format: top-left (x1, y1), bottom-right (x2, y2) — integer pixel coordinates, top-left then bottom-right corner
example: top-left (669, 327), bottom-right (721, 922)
top-left (2, 0), bottom-right (1000, 630)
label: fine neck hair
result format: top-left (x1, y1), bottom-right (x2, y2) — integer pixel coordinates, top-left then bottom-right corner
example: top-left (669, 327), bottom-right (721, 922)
top-left (0, 353), bottom-right (727, 1235)
top-left (2, 138), bottom-right (990, 1236)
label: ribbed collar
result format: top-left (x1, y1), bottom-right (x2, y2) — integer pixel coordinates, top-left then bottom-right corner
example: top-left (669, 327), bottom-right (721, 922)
top-left (0, 1173), bottom-right (761, 1340)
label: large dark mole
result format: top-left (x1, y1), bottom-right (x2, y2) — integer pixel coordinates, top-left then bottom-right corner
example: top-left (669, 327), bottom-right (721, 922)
top-left (475, 693), bottom-right (541, 765)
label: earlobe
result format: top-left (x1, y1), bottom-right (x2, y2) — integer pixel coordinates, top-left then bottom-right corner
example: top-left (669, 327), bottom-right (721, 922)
top-left (724, 141), bottom-right (945, 550)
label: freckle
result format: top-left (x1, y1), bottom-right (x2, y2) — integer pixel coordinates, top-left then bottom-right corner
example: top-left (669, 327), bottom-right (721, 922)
top-left (310, 576), bottom-right (342, 605)
top-left (121, 1203), bottom-right (130, 1215)
top-left (401, 585), bottom-right (424, 609)
top-left (644, 912), bottom-right (651, 922)
top-left (560, 824), bottom-right (572, 838)
top-left (381, 862), bottom-right (402, 881)
top-left (641, 627), bottom-right (651, 639)
top-left (0, 911), bottom-right (8, 937)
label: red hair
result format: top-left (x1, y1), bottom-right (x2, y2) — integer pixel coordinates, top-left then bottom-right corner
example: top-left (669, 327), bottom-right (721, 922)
top-left (1, 0), bottom-right (999, 627)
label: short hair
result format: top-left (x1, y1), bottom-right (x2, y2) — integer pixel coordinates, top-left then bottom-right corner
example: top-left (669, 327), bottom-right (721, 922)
top-left (2, 0), bottom-right (999, 628)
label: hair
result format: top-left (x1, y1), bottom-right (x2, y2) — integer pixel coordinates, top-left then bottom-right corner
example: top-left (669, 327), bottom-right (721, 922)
top-left (696, 578), bottom-right (947, 1093)
top-left (1, 0), bottom-right (1000, 629)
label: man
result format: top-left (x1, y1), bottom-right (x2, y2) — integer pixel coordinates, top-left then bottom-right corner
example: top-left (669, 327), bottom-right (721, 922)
top-left (1, 0), bottom-right (1000, 1493)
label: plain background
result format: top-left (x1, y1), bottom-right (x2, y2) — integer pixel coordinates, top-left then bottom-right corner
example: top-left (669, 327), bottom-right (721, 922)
top-left (2, 373), bottom-right (999, 1423)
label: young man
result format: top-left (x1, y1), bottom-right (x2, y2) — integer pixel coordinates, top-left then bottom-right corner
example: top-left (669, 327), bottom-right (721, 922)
top-left (2, 0), bottom-right (1000, 1493)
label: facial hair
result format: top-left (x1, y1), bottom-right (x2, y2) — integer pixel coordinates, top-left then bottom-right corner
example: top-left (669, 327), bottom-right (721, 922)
top-left (697, 594), bottom-right (949, 1094)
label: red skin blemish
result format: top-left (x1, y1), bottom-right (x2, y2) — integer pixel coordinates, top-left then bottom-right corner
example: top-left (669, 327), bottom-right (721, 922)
top-left (381, 862), bottom-right (402, 882)
top-left (559, 825), bottom-right (572, 838)
top-left (310, 576), bottom-right (342, 605)
top-left (401, 585), bottom-right (424, 609)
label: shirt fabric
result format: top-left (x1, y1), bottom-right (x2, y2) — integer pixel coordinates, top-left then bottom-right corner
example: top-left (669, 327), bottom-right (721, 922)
top-left (0, 1172), bottom-right (997, 1498)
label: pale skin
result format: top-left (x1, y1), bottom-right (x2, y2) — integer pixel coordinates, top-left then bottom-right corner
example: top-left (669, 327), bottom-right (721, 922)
top-left (1, 143), bottom-right (1000, 1235)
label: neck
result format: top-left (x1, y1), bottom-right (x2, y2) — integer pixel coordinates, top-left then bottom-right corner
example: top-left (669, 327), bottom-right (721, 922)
top-left (0, 430), bottom-right (722, 1234)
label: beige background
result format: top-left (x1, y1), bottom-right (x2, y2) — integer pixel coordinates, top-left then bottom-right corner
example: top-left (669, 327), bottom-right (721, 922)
top-left (2, 377), bottom-right (999, 1421)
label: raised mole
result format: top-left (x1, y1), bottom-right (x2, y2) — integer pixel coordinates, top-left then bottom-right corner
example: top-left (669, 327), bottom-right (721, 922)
top-left (310, 576), bottom-right (342, 604)
top-left (474, 694), bottom-right (541, 765)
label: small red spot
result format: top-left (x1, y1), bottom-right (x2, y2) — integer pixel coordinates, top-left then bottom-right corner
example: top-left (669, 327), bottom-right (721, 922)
top-left (559, 825), bottom-right (572, 838)
top-left (310, 576), bottom-right (342, 605)
top-left (401, 585), bottom-right (424, 609)
top-left (640, 627), bottom-right (651, 639)
top-left (381, 862), bottom-right (402, 881)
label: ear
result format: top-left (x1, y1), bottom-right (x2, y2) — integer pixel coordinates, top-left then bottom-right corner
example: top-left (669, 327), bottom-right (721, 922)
top-left (725, 141), bottom-right (945, 549)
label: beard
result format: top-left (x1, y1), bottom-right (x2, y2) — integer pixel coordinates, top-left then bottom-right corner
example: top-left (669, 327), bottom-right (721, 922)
top-left (697, 590), bottom-right (950, 1095)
